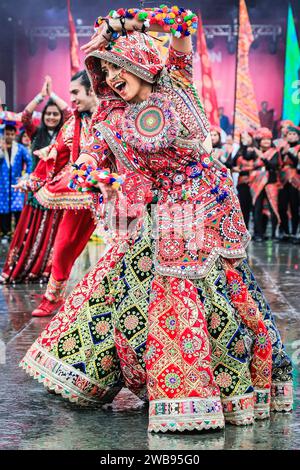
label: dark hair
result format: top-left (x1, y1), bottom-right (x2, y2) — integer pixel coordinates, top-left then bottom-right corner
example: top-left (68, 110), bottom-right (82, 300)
top-left (239, 133), bottom-right (254, 148)
top-left (71, 70), bottom-right (91, 93)
top-left (18, 129), bottom-right (30, 144)
top-left (212, 130), bottom-right (222, 149)
top-left (5, 124), bottom-right (17, 132)
top-left (257, 137), bottom-right (275, 149)
top-left (31, 99), bottom-right (64, 160)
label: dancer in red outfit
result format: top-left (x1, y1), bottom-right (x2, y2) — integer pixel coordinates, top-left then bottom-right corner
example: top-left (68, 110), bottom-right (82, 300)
top-left (0, 76), bottom-right (71, 283)
top-left (19, 71), bottom-right (99, 316)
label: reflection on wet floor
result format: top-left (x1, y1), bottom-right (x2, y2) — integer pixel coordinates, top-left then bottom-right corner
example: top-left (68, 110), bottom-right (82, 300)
top-left (0, 240), bottom-right (299, 450)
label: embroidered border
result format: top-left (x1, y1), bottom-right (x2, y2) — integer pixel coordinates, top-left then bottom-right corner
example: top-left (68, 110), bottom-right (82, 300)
top-left (148, 396), bottom-right (225, 433)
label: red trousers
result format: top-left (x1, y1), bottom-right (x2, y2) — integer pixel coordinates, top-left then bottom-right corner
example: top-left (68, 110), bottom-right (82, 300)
top-left (52, 210), bottom-right (96, 282)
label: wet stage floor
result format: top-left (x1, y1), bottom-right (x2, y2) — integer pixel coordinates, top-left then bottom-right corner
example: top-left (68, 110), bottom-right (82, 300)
top-left (0, 240), bottom-right (299, 450)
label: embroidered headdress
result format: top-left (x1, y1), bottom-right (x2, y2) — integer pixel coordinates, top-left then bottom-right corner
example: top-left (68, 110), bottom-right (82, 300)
top-left (255, 127), bottom-right (273, 140)
top-left (85, 31), bottom-right (164, 97)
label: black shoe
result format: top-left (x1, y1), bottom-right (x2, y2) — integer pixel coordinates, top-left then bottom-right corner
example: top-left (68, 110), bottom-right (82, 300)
top-left (291, 235), bottom-right (300, 245)
top-left (254, 236), bottom-right (264, 242)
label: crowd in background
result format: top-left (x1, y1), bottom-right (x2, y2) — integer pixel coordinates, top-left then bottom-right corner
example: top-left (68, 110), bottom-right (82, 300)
top-left (1, 85), bottom-right (300, 245)
top-left (212, 116), bottom-right (300, 243)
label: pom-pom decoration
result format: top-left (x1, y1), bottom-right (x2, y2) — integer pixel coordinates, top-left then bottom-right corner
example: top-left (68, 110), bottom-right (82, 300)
top-left (69, 163), bottom-right (125, 193)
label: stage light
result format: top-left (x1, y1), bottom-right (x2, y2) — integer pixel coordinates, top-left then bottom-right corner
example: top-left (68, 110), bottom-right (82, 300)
top-left (48, 33), bottom-right (57, 51)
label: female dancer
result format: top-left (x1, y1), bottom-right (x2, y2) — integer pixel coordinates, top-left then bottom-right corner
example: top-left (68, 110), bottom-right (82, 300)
top-left (250, 128), bottom-right (281, 242)
top-left (278, 125), bottom-right (300, 242)
top-left (231, 130), bottom-right (257, 230)
top-left (0, 77), bottom-right (70, 283)
top-left (211, 125), bottom-right (232, 167)
top-left (21, 6), bottom-right (293, 433)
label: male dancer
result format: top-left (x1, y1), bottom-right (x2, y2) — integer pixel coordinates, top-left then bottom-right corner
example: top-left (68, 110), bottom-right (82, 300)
top-left (19, 70), bottom-right (98, 316)
top-left (30, 69), bottom-right (129, 316)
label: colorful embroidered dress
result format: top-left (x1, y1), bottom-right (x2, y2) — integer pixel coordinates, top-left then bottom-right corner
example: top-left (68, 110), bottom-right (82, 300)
top-left (20, 32), bottom-right (293, 433)
top-left (248, 147), bottom-right (282, 224)
top-left (279, 143), bottom-right (300, 191)
top-left (83, 32), bottom-right (293, 429)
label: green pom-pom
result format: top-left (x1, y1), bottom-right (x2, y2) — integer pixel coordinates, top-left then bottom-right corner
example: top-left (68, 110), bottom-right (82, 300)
top-left (184, 14), bottom-right (194, 22)
top-left (169, 19), bottom-right (175, 24)
top-left (137, 12), bottom-right (148, 20)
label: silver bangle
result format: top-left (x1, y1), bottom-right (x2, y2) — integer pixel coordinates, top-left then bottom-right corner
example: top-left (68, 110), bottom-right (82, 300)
top-left (50, 92), bottom-right (58, 101)
top-left (34, 93), bottom-right (44, 104)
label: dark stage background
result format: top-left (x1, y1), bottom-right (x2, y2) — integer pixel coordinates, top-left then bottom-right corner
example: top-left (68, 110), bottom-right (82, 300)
top-left (0, 0), bottom-right (299, 121)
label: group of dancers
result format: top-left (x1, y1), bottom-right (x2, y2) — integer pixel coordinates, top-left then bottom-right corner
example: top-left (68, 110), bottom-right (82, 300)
top-left (0, 5), bottom-right (295, 433)
top-left (211, 123), bottom-right (300, 243)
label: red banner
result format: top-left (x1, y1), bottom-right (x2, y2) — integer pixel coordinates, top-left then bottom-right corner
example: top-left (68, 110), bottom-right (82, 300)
top-left (195, 12), bottom-right (219, 126)
top-left (67, 0), bottom-right (80, 76)
top-left (233, 0), bottom-right (260, 141)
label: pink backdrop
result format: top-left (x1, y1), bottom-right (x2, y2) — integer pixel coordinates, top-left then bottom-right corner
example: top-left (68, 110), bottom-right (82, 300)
top-left (16, 32), bottom-right (285, 124)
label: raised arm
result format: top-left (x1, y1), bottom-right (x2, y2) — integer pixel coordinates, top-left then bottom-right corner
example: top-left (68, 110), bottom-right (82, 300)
top-left (22, 76), bottom-right (71, 137)
top-left (81, 6), bottom-right (197, 55)
top-left (46, 75), bottom-right (72, 117)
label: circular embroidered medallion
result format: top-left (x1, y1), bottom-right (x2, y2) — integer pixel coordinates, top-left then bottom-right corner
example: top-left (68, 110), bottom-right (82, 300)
top-left (122, 93), bottom-right (180, 153)
top-left (136, 106), bottom-right (165, 138)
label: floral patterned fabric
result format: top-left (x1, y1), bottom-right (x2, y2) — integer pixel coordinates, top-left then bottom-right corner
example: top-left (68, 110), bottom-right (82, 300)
top-left (21, 34), bottom-right (293, 432)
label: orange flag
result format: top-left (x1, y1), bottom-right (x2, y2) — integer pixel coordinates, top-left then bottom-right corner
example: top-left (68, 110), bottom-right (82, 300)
top-left (233, 0), bottom-right (260, 141)
top-left (67, 0), bottom-right (80, 76)
top-left (196, 12), bottom-right (219, 126)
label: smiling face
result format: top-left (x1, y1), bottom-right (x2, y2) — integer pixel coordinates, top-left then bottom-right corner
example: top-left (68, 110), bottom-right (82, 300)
top-left (43, 104), bottom-right (61, 130)
top-left (100, 60), bottom-right (152, 103)
top-left (260, 138), bottom-right (272, 150)
top-left (69, 78), bottom-right (95, 113)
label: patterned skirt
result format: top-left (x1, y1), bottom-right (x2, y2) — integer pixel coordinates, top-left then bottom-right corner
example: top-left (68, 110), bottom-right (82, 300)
top-left (1, 202), bottom-right (63, 283)
top-left (20, 216), bottom-right (293, 432)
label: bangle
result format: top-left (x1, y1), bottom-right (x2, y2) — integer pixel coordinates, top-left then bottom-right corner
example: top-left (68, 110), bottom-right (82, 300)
top-left (119, 17), bottom-right (127, 36)
top-left (50, 92), bottom-right (58, 101)
top-left (34, 93), bottom-right (44, 104)
top-left (69, 162), bottom-right (125, 193)
top-left (104, 18), bottom-right (120, 40)
top-left (106, 6), bottom-right (198, 38)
